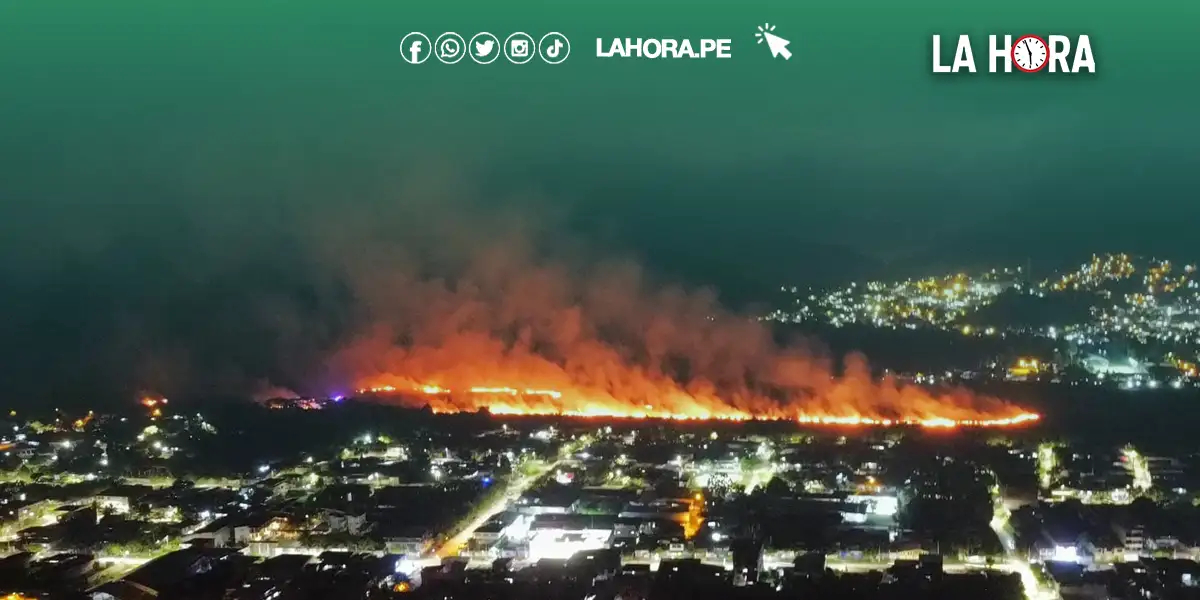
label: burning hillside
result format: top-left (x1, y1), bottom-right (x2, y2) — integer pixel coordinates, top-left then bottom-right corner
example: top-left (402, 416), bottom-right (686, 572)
top-left (330, 235), bottom-right (1038, 429)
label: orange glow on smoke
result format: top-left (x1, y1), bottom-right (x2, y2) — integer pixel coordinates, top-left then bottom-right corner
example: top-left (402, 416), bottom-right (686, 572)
top-left (355, 382), bottom-right (1039, 429)
top-left (333, 246), bottom-right (1038, 431)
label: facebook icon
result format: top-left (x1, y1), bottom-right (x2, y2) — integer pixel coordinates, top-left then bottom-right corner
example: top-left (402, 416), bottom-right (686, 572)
top-left (400, 32), bottom-right (431, 64)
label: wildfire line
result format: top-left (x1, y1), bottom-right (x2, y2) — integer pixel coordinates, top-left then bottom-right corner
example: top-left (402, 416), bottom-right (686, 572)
top-left (355, 385), bottom-right (1040, 429)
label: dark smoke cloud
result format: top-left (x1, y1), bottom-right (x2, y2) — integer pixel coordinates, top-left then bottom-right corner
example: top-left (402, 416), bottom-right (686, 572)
top-left (308, 172), bottom-right (1028, 421)
top-left (1, 164), bottom-right (1029, 422)
top-left (0, 164), bottom-right (566, 405)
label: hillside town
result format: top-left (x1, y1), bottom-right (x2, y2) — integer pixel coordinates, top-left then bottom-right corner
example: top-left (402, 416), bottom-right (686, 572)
top-left (766, 254), bottom-right (1200, 391)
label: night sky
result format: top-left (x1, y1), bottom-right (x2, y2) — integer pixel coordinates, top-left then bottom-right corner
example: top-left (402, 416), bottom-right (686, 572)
top-left (0, 0), bottom-right (1195, 404)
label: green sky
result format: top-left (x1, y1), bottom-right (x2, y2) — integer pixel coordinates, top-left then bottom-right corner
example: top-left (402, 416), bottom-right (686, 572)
top-left (0, 0), bottom-right (1197, 399)
top-left (2, 0), bottom-right (1195, 271)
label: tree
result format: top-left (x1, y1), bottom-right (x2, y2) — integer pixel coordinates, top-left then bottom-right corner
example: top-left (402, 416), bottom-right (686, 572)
top-left (761, 477), bottom-right (792, 497)
top-left (129, 502), bottom-right (152, 521)
top-left (1129, 496), bottom-right (1158, 525)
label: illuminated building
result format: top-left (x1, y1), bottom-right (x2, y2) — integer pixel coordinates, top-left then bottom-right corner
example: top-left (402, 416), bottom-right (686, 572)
top-left (525, 514), bottom-right (615, 561)
top-left (1082, 355), bottom-right (1147, 376)
top-left (1007, 358), bottom-right (1043, 380)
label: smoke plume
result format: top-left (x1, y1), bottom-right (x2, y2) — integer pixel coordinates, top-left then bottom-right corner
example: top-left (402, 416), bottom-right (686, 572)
top-left (317, 173), bottom-right (1033, 424)
top-left (0, 161), bottom-right (1034, 425)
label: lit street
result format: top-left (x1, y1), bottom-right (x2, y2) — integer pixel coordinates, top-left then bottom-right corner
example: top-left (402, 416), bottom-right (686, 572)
top-left (436, 437), bottom-right (590, 557)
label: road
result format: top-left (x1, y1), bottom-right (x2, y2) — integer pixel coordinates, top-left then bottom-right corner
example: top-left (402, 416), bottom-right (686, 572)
top-left (988, 472), bottom-right (1060, 600)
top-left (1037, 444), bottom-right (1058, 490)
top-left (1122, 447), bottom-right (1152, 492)
top-left (456, 554), bottom-right (1017, 575)
top-left (742, 464), bottom-right (776, 495)
top-left (435, 438), bottom-right (589, 557)
top-left (825, 560), bottom-right (997, 574)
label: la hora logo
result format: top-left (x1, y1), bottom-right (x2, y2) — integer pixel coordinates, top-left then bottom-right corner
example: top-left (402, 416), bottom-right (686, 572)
top-left (932, 34), bottom-right (1096, 73)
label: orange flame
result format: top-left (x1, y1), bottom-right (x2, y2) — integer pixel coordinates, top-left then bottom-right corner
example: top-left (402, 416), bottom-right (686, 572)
top-left (356, 382), bottom-right (1038, 429)
top-left (332, 241), bottom-right (1038, 430)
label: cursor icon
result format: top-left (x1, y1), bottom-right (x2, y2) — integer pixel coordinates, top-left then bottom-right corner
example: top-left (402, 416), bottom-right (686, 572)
top-left (755, 23), bottom-right (792, 60)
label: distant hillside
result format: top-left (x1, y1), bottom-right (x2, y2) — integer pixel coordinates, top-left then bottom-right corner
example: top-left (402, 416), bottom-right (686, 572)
top-left (964, 290), bottom-right (1094, 330)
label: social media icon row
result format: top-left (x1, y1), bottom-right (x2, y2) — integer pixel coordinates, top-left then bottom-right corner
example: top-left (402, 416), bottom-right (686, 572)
top-left (400, 32), bottom-right (570, 65)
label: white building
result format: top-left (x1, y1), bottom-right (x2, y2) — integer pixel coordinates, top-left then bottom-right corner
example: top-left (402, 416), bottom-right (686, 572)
top-left (1083, 355), bottom-right (1147, 376)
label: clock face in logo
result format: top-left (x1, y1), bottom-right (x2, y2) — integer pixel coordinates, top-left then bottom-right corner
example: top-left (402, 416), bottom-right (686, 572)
top-left (1012, 35), bottom-right (1048, 72)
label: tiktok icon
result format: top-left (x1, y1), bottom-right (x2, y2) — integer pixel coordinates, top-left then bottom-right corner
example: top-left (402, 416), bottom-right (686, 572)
top-left (539, 32), bottom-right (571, 64)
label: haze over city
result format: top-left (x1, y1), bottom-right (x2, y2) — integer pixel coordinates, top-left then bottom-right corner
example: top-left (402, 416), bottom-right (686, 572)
top-left (0, 1), bottom-right (1198, 599)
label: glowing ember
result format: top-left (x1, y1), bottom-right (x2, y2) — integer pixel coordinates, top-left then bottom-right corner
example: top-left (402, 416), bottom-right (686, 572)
top-left (355, 383), bottom-right (1039, 429)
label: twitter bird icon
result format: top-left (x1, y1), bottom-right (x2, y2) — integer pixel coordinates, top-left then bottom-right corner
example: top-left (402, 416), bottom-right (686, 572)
top-left (470, 32), bottom-right (500, 64)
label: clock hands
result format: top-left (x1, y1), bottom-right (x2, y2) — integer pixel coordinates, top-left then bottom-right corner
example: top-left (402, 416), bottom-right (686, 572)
top-left (1023, 40), bottom-right (1034, 65)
